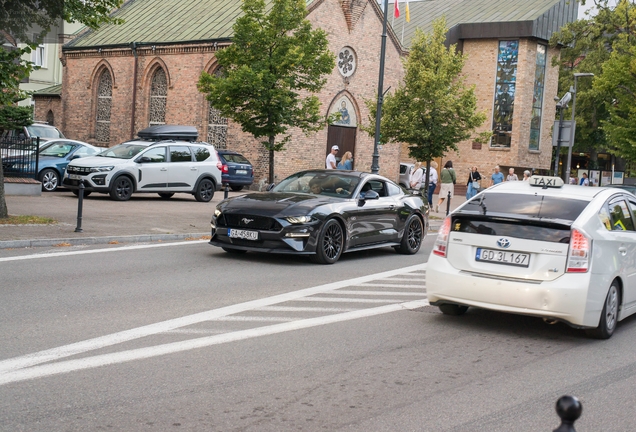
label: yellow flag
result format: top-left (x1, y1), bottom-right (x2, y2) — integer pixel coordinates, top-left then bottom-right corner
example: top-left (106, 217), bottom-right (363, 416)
top-left (405, 0), bottom-right (410, 22)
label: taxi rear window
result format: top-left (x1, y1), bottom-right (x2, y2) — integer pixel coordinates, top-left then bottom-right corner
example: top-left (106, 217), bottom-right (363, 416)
top-left (458, 193), bottom-right (589, 222)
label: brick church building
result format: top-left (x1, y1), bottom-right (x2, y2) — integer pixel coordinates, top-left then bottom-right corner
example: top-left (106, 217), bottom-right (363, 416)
top-left (34, 0), bottom-right (577, 185)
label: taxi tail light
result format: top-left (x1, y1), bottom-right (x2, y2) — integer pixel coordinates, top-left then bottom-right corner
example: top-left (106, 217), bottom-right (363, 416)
top-left (433, 216), bottom-right (451, 257)
top-left (566, 228), bottom-right (591, 273)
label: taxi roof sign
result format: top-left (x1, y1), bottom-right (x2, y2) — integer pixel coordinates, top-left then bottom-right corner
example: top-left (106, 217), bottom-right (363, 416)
top-left (529, 175), bottom-right (564, 188)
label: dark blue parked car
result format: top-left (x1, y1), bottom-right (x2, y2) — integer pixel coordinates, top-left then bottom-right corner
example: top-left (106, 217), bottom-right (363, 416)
top-left (217, 150), bottom-right (254, 191)
top-left (2, 139), bottom-right (100, 191)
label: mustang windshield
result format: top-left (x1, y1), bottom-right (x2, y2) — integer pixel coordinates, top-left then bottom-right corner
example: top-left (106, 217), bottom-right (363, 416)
top-left (97, 144), bottom-right (147, 159)
top-left (273, 172), bottom-right (360, 198)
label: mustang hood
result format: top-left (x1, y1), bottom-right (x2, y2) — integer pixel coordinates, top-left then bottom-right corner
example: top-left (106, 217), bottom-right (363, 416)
top-left (220, 193), bottom-right (344, 217)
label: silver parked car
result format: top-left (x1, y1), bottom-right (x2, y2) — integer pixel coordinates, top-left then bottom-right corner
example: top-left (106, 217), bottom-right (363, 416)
top-left (427, 175), bottom-right (636, 339)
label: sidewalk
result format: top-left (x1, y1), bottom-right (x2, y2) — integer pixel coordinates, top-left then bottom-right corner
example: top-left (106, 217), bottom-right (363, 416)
top-left (0, 191), bottom-right (467, 249)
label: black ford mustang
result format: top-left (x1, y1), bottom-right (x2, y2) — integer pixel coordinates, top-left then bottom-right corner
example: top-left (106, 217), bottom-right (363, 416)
top-left (209, 170), bottom-right (428, 264)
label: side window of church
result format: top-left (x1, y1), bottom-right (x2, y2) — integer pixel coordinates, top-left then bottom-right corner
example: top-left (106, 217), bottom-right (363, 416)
top-left (96, 69), bottom-right (112, 143)
top-left (149, 68), bottom-right (167, 126)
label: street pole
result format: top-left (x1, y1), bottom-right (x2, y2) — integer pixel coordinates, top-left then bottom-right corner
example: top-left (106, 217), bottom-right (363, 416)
top-left (554, 105), bottom-right (565, 177)
top-left (565, 73), bottom-right (594, 180)
top-left (371, 0), bottom-right (390, 174)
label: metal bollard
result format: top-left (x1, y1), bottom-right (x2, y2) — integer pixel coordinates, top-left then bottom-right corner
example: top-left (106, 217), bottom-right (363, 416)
top-left (553, 395), bottom-right (582, 432)
top-left (224, 183), bottom-right (229, 199)
top-left (445, 190), bottom-right (451, 216)
top-left (75, 180), bottom-right (84, 233)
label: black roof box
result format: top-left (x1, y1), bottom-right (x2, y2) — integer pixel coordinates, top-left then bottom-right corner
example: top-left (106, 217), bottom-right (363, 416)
top-left (137, 125), bottom-right (198, 141)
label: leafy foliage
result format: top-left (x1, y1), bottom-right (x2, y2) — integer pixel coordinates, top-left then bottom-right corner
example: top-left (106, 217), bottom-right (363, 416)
top-left (363, 18), bottom-right (486, 190)
top-left (198, 0), bottom-right (335, 182)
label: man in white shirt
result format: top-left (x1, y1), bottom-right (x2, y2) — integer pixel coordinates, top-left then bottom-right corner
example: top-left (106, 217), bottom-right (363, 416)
top-left (326, 145), bottom-right (339, 169)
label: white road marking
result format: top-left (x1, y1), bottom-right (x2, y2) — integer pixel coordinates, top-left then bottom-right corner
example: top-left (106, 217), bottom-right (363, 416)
top-left (210, 316), bottom-right (295, 322)
top-left (355, 283), bottom-right (424, 288)
top-left (0, 240), bottom-right (208, 262)
top-left (328, 290), bottom-right (424, 296)
top-left (293, 297), bottom-right (408, 303)
top-left (0, 263), bottom-right (427, 376)
top-left (0, 300), bottom-right (428, 386)
top-left (164, 329), bottom-right (228, 335)
top-left (255, 306), bottom-right (358, 313)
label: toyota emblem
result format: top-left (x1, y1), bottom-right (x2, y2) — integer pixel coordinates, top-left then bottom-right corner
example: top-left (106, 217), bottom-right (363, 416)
top-left (497, 238), bottom-right (511, 248)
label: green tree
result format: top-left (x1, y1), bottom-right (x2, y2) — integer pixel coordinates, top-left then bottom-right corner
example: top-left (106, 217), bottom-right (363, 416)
top-left (0, 0), bottom-right (123, 218)
top-left (364, 18), bottom-right (486, 195)
top-left (198, 0), bottom-right (335, 183)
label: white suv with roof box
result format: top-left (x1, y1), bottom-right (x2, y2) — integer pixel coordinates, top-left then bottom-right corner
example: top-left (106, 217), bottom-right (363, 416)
top-left (62, 125), bottom-right (222, 202)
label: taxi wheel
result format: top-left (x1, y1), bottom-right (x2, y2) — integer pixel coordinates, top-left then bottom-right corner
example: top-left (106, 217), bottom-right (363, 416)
top-left (310, 219), bottom-right (343, 264)
top-left (222, 247), bottom-right (247, 254)
top-left (396, 214), bottom-right (424, 254)
top-left (586, 282), bottom-right (620, 339)
top-left (439, 304), bottom-right (469, 316)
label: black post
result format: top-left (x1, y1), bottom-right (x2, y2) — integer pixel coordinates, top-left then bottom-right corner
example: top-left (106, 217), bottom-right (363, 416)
top-left (553, 105), bottom-right (565, 177)
top-left (371, 0), bottom-right (390, 174)
top-left (445, 191), bottom-right (451, 216)
top-left (75, 180), bottom-right (84, 233)
top-left (553, 395), bottom-right (582, 432)
top-left (34, 136), bottom-right (40, 179)
top-left (224, 183), bottom-right (229, 199)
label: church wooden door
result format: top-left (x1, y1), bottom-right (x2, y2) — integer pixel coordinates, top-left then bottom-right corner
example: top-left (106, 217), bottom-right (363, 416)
top-left (326, 125), bottom-right (356, 169)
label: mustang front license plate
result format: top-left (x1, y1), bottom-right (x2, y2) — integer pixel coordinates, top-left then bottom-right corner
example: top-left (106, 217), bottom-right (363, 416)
top-left (228, 229), bottom-right (259, 241)
top-left (475, 248), bottom-right (530, 267)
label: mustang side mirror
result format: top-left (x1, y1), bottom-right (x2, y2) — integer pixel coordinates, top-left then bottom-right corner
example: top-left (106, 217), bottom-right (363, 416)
top-left (266, 182), bottom-right (276, 191)
top-left (137, 156), bottom-right (151, 163)
top-left (357, 189), bottom-right (379, 206)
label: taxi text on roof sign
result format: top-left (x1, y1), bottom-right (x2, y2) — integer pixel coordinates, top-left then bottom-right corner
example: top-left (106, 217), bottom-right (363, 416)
top-left (529, 175), bottom-right (564, 188)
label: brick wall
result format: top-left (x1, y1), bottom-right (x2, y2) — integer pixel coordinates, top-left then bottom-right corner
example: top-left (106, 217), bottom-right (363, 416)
top-left (33, 96), bottom-right (62, 129)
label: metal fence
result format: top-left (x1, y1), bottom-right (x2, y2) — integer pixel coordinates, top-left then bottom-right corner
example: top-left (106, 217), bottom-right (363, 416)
top-left (0, 136), bottom-right (40, 179)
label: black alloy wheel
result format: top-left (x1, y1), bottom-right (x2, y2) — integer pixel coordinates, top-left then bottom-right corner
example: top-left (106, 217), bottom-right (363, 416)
top-left (311, 219), bottom-right (344, 264)
top-left (396, 214), bottom-right (424, 254)
top-left (109, 176), bottom-right (133, 201)
top-left (195, 179), bottom-right (215, 202)
top-left (586, 281), bottom-right (620, 339)
top-left (39, 169), bottom-right (59, 192)
top-left (158, 192), bottom-right (175, 199)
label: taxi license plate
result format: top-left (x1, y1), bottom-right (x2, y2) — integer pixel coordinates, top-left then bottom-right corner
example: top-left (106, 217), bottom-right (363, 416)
top-left (235, 169), bottom-right (248, 175)
top-left (476, 248), bottom-right (530, 267)
top-left (228, 228), bottom-right (258, 241)
top-left (69, 174), bottom-right (83, 180)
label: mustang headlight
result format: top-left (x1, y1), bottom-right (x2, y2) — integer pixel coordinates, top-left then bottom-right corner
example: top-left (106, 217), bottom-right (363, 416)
top-left (286, 216), bottom-right (313, 224)
top-left (89, 166), bottom-right (114, 173)
top-left (214, 208), bottom-right (222, 217)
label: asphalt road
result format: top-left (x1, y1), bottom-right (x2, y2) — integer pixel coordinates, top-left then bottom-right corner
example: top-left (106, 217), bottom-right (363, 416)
top-left (2, 237), bottom-right (636, 431)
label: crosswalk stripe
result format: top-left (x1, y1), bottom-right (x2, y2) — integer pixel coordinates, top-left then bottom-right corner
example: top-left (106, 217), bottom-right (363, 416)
top-left (356, 283), bottom-right (424, 288)
top-left (294, 297), bottom-right (407, 303)
top-left (210, 316), bottom-right (295, 322)
top-left (328, 290), bottom-right (424, 296)
top-left (254, 306), bottom-right (358, 312)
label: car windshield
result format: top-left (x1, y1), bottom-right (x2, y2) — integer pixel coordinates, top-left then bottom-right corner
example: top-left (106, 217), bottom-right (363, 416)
top-left (222, 153), bottom-right (250, 164)
top-left (458, 192), bottom-right (589, 222)
top-left (39, 143), bottom-right (74, 157)
top-left (26, 125), bottom-right (64, 139)
top-left (97, 144), bottom-right (147, 159)
top-left (273, 172), bottom-right (360, 198)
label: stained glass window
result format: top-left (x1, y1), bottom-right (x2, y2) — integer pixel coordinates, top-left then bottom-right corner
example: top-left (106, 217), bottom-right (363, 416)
top-left (529, 44), bottom-right (547, 151)
top-left (149, 68), bottom-right (167, 126)
top-left (95, 69), bottom-right (112, 143)
top-left (491, 40), bottom-right (519, 148)
top-left (207, 103), bottom-right (228, 149)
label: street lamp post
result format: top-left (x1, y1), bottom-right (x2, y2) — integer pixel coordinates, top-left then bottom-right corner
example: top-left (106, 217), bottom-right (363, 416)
top-left (553, 92), bottom-right (572, 177)
top-left (565, 72), bottom-right (594, 180)
top-left (371, 0), bottom-right (390, 174)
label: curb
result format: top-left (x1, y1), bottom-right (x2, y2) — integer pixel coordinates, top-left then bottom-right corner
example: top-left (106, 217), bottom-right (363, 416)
top-left (0, 232), bottom-right (210, 250)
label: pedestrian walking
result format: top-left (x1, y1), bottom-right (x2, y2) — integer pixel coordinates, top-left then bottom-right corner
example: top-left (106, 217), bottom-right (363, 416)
top-left (436, 161), bottom-right (456, 213)
top-left (522, 170), bottom-right (531, 181)
top-left (580, 172), bottom-right (589, 186)
top-left (466, 166), bottom-right (482, 199)
top-left (337, 151), bottom-right (352, 170)
top-left (325, 145), bottom-right (338, 169)
top-left (409, 162), bottom-right (424, 190)
top-left (490, 165), bottom-right (504, 186)
top-left (506, 167), bottom-right (519, 181)
top-left (427, 161), bottom-right (438, 207)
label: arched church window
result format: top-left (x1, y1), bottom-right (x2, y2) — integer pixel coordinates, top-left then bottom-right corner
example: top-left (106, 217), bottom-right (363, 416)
top-left (95, 69), bottom-right (112, 143)
top-left (46, 110), bottom-right (54, 127)
top-left (149, 67), bottom-right (167, 126)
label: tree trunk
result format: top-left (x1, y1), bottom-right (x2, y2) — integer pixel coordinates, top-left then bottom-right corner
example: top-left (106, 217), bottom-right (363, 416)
top-left (0, 160), bottom-right (8, 218)
top-left (268, 135), bottom-right (275, 184)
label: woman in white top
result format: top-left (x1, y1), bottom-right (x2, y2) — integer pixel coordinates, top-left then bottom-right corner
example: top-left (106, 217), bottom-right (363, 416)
top-left (409, 162), bottom-right (424, 190)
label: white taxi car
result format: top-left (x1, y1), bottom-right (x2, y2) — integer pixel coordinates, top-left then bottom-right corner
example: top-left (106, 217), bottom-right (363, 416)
top-left (427, 175), bottom-right (636, 339)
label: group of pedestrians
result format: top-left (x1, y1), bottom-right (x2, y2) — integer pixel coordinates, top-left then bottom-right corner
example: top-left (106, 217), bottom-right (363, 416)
top-left (408, 161), bottom-right (439, 210)
top-left (325, 145), bottom-right (353, 170)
